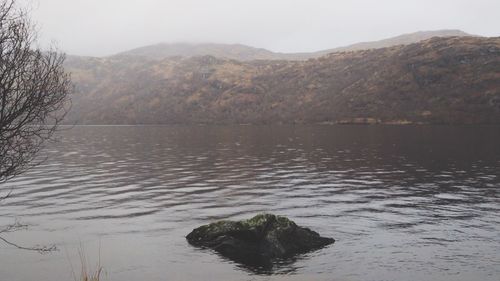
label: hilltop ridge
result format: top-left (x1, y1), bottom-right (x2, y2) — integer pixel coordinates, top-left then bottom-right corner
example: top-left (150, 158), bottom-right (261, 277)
top-left (110, 29), bottom-right (474, 61)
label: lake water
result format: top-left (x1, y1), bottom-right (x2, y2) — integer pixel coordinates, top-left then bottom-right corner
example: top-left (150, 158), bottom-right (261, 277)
top-left (0, 125), bottom-right (499, 281)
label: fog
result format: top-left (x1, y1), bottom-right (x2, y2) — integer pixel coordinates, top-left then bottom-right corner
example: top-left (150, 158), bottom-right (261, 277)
top-left (21, 0), bottom-right (500, 56)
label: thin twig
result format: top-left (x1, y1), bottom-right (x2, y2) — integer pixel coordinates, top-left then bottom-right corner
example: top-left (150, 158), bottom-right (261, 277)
top-left (0, 235), bottom-right (57, 253)
top-left (0, 220), bottom-right (28, 233)
top-left (0, 189), bottom-right (13, 201)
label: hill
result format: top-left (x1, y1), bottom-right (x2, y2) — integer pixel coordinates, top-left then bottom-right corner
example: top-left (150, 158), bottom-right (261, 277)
top-left (113, 43), bottom-right (287, 61)
top-left (65, 36), bottom-right (500, 125)
top-left (113, 30), bottom-right (473, 61)
top-left (301, 29), bottom-right (473, 59)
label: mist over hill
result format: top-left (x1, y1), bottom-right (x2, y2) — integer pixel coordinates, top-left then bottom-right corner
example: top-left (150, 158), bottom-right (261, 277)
top-left (64, 32), bottom-right (500, 125)
top-left (112, 30), bottom-right (473, 61)
top-left (300, 29), bottom-right (473, 59)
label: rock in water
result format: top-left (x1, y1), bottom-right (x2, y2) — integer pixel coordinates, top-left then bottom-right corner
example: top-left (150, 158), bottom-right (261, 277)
top-left (186, 214), bottom-right (334, 266)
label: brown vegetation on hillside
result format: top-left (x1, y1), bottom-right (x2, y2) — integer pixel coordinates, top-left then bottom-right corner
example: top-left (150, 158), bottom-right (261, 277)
top-left (65, 36), bottom-right (500, 125)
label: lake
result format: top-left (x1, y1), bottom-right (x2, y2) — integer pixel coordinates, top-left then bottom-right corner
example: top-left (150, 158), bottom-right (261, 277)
top-left (0, 125), bottom-right (499, 281)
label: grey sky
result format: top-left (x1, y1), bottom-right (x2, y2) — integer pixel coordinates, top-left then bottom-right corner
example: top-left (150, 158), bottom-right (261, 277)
top-left (20, 0), bottom-right (500, 57)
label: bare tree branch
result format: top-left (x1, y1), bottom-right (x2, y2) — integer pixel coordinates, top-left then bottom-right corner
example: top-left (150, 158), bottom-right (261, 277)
top-left (0, 220), bottom-right (57, 253)
top-left (0, 188), bottom-right (12, 200)
top-left (0, 236), bottom-right (57, 253)
top-left (0, 0), bottom-right (70, 254)
top-left (0, 220), bottom-right (27, 233)
top-left (0, 0), bottom-right (71, 182)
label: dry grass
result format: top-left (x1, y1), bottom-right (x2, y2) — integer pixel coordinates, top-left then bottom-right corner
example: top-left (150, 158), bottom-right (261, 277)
top-left (68, 243), bottom-right (104, 281)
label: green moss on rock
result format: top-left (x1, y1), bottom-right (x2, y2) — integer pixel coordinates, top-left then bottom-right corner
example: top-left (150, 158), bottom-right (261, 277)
top-left (186, 214), bottom-right (334, 267)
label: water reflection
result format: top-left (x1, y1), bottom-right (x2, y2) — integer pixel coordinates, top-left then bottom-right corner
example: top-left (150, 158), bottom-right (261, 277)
top-left (194, 246), bottom-right (303, 275)
top-left (233, 255), bottom-right (302, 275)
top-left (0, 125), bottom-right (499, 281)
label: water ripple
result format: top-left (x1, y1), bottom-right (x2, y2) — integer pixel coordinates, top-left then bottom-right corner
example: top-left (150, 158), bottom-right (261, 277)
top-left (0, 125), bottom-right (499, 281)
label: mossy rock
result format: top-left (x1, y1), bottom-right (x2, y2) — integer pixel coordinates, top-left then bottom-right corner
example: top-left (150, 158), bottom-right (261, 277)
top-left (186, 214), bottom-right (334, 267)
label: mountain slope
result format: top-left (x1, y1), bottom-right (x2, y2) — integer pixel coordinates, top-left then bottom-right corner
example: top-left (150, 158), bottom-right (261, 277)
top-left (301, 29), bottom-right (473, 59)
top-left (113, 43), bottom-right (286, 61)
top-left (65, 36), bottom-right (500, 125)
top-left (113, 30), bottom-right (473, 61)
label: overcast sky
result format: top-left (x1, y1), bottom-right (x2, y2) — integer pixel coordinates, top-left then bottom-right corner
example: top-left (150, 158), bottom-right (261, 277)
top-left (20, 0), bottom-right (500, 57)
